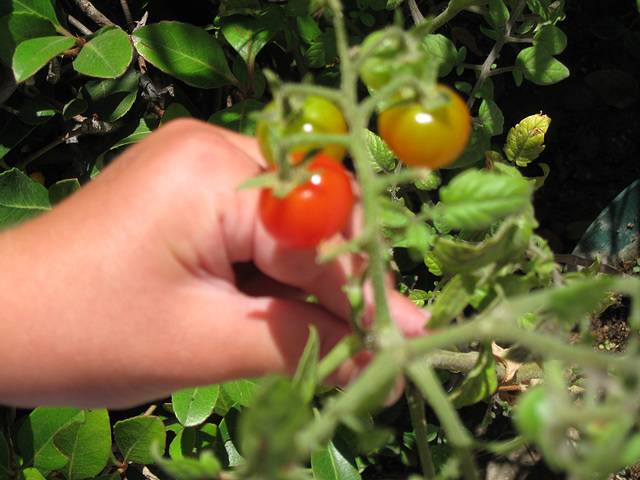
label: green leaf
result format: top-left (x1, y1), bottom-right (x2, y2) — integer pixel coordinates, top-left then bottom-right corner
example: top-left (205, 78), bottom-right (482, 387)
top-left (48, 178), bottom-right (81, 206)
top-left (113, 416), bottom-right (166, 464)
top-left (172, 385), bottom-right (220, 427)
top-left (154, 448), bottom-right (223, 480)
top-left (62, 98), bottom-right (88, 120)
top-left (449, 343), bottom-right (498, 407)
top-left (221, 378), bottom-right (266, 408)
top-left (478, 98), bottom-right (503, 136)
top-left (219, 8), bottom-right (280, 66)
top-left (427, 274), bottom-right (478, 329)
top-left (12, 0), bottom-right (61, 27)
top-left (107, 117), bottom-right (155, 151)
top-left (161, 103), bottom-right (192, 125)
top-left (18, 96), bottom-right (57, 125)
top-left (74, 26), bottom-right (133, 78)
top-left (365, 129), bottom-right (395, 171)
top-left (218, 406), bottom-right (244, 467)
top-left (0, 168), bottom-right (51, 229)
top-left (133, 22), bottom-right (234, 89)
top-left (207, 100), bottom-right (264, 136)
top-left (303, 29), bottom-right (337, 68)
top-left (433, 218), bottom-right (531, 274)
top-left (421, 34), bottom-right (463, 77)
top-left (0, 12), bottom-right (56, 65)
top-left (311, 434), bottom-right (361, 480)
top-left (503, 113), bottom-right (551, 167)
top-left (533, 25), bottom-right (567, 55)
top-left (17, 407), bottom-right (84, 475)
top-left (292, 326), bottom-right (320, 403)
top-left (78, 68), bottom-right (139, 122)
top-left (442, 125), bottom-right (489, 170)
top-left (239, 377), bottom-right (311, 475)
top-left (21, 468), bottom-right (47, 480)
top-left (432, 169), bottom-right (532, 231)
top-left (486, 0), bottom-right (508, 29)
top-left (168, 426), bottom-right (196, 459)
top-left (515, 46), bottom-right (569, 85)
top-left (12, 36), bottom-right (75, 83)
top-left (54, 409), bottom-right (111, 480)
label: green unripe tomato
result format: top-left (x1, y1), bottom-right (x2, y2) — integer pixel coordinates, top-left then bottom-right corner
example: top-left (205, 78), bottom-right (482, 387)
top-left (256, 96), bottom-right (348, 165)
top-left (358, 30), bottom-right (404, 91)
top-left (513, 387), bottom-right (552, 443)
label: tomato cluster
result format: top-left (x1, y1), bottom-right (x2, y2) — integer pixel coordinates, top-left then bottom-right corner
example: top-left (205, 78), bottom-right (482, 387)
top-left (256, 97), bottom-right (354, 250)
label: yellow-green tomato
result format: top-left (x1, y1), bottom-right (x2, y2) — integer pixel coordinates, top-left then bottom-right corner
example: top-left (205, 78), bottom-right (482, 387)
top-left (256, 95), bottom-right (348, 165)
top-left (377, 85), bottom-right (471, 169)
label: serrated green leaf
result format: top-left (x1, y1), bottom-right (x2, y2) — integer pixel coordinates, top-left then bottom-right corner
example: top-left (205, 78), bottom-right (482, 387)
top-left (12, 36), bottom-right (75, 83)
top-left (427, 274), bottom-right (478, 329)
top-left (54, 409), bottom-right (111, 480)
top-left (432, 169), bottom-right (532, 231)
top-left (17, 407), bottom-right (84, 475)
top-left (133, 22), bottom-right (234, 89)
top-left (74, 26), bottom-right (133, 78)
top-left (423, 251), bottom-right (443, 276)
top-left (515, 46), bottom-right (569, 85)
top-left (303, 29), bottom-right (337, 68)
top-left (219, 8), bottom-right (280, 66)
top-left (207, 100), bottom-right (264, 135)
top-left (421, 34), bottom-right (459, 77)
top-left (442, 125), bottom-right (489, 170)
top-left (478, 98), bottom-right (503, 136)
top-left (503, 113), bottom-right (551, 166)
top-left (0, 168), bottom-right (51, 229)
top-left (365, 129), bottom-right (395, 171)
top-left (0, 12), bottom-right (56, 65)
top-left (172, 385), bottom-right (220, 427)
top-left (433, 219), bottom-right (530, 274)
top-left (114, 416), bottom-right (166, 464)
top-left (239, 377), bottom-right (311, 475)
top-left (449, 343), bottom-right (498, 407)
top-left (311, 434), bottom-right (361, 480)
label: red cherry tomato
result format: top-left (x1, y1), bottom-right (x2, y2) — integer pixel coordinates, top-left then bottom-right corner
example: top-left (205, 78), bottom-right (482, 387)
top-left (258, 153), bottom-right (355, 249)
top-left (377, 85), bottom-right (471, 169)
top-left (256, 96), bottom-right (348, 165)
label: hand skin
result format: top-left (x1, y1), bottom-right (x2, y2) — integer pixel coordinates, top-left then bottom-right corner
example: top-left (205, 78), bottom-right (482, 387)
top-left (0, 119), bottom-right (429, 409)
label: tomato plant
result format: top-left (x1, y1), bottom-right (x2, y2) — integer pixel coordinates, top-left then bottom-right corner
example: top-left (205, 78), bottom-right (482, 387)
top-left (256, 96), bottom-right (348, 165)
top-left (258, 153), bottom-right (354, 249)
top-left (377, 85), bottom-right (471, 169)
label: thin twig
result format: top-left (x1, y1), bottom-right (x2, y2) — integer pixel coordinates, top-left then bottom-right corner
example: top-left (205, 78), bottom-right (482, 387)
top-left (67, 14), bottom-right (93, 35)
top-left (72, 0), bottom-right (115, 27)
top-left (467, 0), bottom-right (527, 109)
top-left (120, 0), bottom-right (135, 31)
top-left (408, 0), bottom-right (425, 24)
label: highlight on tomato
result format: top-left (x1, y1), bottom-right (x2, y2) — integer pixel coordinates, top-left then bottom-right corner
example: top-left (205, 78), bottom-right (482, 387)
top-left (258, 153), bottom-right (355, 250)
top-left (256, 95), bottom-right (348, 166)
top-left (377, 84), bottom-right (471, 169)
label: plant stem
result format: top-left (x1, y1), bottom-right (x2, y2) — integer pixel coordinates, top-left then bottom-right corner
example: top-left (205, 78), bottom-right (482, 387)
top-left (407, 361), bottom-right (480, 480)
top-left (405, 381), bottom-right (436, 479)
top-left (468, 0), bottom-right (527, 108)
